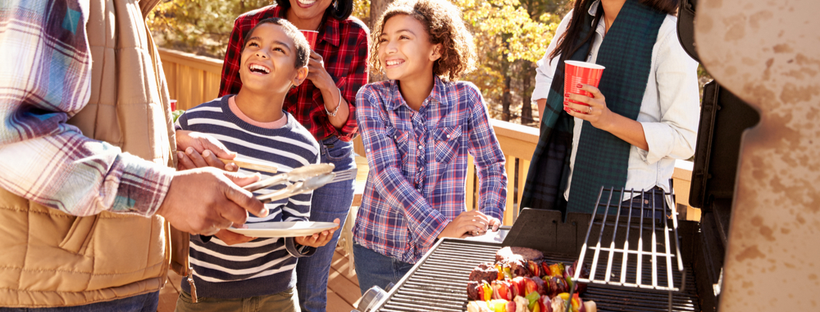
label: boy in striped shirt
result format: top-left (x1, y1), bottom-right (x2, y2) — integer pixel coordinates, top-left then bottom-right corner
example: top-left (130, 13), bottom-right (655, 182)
top-left (174, 18), bottom-right (339, 312)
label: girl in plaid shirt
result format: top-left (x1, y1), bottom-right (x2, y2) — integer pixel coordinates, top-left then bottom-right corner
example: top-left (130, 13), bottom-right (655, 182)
top-left (353, 0), bottom-right (508, 295)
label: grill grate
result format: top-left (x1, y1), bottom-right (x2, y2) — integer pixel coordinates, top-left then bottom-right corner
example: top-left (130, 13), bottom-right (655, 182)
top-left (373, 239), bottom-right (699, 312)
top-left (569, 187), bottom-right (685, 312)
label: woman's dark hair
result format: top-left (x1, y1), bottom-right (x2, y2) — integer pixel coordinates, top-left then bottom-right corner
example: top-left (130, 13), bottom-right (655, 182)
top-left (241, 17), bottom-right (311, 69)
top-left (274, 0), bottom-right (353, 21)
top-left (549, 0), bottom-right (678, 62)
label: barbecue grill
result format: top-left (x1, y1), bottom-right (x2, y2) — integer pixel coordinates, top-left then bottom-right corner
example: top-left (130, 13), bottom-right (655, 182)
top-left (370, 190), bottom-right (708, 312)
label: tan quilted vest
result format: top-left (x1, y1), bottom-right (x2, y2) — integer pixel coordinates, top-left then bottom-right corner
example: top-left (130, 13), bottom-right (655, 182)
top-left (0, 0), bottom-right (178, 307)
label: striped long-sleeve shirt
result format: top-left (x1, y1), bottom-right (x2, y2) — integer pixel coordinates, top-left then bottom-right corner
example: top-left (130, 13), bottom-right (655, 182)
top-left (176, 95), bottom-right (320, 299)
top-left (0, 1), bottom-right (172, 216)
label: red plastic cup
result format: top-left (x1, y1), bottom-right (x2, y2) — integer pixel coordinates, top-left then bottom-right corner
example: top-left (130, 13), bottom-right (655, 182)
top-left (564, 60), bottom-right (605, 112)
top-left (300, 30), bottom-right (318, 50)
top-left (170, 99), bottom-right (177, 111)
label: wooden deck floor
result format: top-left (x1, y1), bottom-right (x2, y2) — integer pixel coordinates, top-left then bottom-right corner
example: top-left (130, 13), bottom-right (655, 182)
top-left (157, 246), bottom-right (361, 312)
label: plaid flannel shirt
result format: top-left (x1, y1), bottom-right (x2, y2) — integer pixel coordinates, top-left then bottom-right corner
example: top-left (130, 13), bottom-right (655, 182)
top-left (218, 5), bottom-right (369, 141)
top-left (353, 78), bottom-right (507, 263)
top-left (0, 1), bottom-right (173, 216)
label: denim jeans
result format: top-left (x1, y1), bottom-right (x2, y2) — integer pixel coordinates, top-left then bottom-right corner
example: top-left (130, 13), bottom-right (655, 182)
top-left (296, 136), bottom-right (355, 312)
top-left (352, 242), bottom-right (415, 296)
top-left (618, 187), bottom-right (670, 221)
top-left (0, 291), bottom-right (158, 312)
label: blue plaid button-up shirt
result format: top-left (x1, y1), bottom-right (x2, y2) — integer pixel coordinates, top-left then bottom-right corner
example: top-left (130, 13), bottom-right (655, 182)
top-left (0, 1), bottom-right (173, 216)
top-left (353, 77), bottom-right (507, 263)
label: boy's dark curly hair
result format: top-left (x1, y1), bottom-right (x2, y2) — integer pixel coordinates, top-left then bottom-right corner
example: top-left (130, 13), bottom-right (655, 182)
top-left (371, 0), bottom-right (476, 81)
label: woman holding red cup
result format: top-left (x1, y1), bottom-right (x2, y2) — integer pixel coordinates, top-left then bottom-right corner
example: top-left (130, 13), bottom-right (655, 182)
top-left (218, 1), bottom-right (369, 311)
top-left (521, 0), bottom-right (700, 217)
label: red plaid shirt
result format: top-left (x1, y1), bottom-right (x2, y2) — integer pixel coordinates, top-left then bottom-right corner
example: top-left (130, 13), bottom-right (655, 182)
top-left (219, 5), bottom-right (369, 141)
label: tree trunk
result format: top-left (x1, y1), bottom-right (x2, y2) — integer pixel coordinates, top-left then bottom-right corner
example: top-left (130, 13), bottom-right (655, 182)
top-left (368, 0), bottom-right (395, 82)
top-left (520, 60), bottom-right (534, 126)
top-left (369, 0), bottom-right (395, 31)
top-left (501, 34), bottom-right (512, 122)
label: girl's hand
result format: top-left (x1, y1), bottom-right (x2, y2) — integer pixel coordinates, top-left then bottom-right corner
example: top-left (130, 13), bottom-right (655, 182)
top-left (214, 229), bottom-right (257, 245)
top-left (438, 211), bottom-right (492, 239)
top-left (564, 84), bottom-right (615, 131)
top-left (295, 218), bottom-right (341, 247)
top-left (488, 217), bottom-right (502, 232)
top-left (306, 50), bottom-right (335, 92)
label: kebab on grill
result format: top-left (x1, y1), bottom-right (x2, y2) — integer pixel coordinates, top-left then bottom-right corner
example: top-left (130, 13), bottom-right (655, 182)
top-left (469, 262), bottom-right (500, 283)
top-left (467, 246), bottom-right (594, 311)
top-left (468, 258), bottom-right (588, 297)
top-left (496, 246), bottom-right (544, 262)
top-left (466, 292), bottom-right (597, 312)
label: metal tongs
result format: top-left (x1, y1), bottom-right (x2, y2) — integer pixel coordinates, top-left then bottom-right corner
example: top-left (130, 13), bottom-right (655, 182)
top-left (243, 163), bottom-right (357, 203)
top-left (255, 173), bottom-right (337, 203)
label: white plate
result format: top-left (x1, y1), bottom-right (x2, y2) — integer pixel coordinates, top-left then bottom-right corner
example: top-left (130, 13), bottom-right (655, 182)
top-left (226, 221), bottom-right (337, 238)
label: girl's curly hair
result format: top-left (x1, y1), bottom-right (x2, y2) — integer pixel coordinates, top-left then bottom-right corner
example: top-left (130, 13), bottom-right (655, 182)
top-left (371, 0), bottom-right (476, 81)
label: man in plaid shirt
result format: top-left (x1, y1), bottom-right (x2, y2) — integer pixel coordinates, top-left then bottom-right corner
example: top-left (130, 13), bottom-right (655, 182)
top-left (0, 1), bottom-right (266, 309)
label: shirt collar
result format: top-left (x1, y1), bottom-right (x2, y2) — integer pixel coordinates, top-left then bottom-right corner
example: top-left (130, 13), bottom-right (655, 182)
top-left (320, 17), bottom-right (342, 47)
top-left (588, 0), bottom-right (601, 16)
top-left (274, 6), bottom-right (342, 47)
top-left (587, 0), bottom-right (607, 35)
top-left (387, 76), bottom-right (447, 112)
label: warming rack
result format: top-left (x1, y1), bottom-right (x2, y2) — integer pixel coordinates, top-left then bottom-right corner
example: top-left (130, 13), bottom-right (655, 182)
top-left (569, 187), bottom-right (686, 312)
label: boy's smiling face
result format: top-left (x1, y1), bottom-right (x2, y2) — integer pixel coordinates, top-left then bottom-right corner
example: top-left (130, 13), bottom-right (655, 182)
top-left (239, 23), bottom-right (307, 94)
top-left (378, 14), bottom-right (442, 82)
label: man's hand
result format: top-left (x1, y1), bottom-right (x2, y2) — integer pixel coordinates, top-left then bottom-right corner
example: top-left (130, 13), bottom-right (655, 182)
top-left (176, 130), bottom-right (238, 171)
top-left (437, 210), bottom-right (491, 239)
top-left (214, 229), bottom-right (257, 245)
top-left (157, 167), bottom-right (267, 235)
top-left (295, 218), bottom-right (341, 248)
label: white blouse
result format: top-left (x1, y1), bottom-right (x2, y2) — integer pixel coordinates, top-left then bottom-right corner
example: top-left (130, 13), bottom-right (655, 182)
top-left (531, 0), bottom-right (700, 200)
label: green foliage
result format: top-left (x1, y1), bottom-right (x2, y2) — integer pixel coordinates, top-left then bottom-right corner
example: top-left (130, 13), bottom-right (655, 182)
top-left (149, 0), bottom-right (709, 126)
top-left (353, 0), bottom-right (371, 26)
top-left (148, 0), bottom-right (272, 58)
top-left (455, 0), bottom-right (564, 122)
top-left (172, 110), bottom-right (186, 123)
top-left (148, 0), bottom-right (564, 124)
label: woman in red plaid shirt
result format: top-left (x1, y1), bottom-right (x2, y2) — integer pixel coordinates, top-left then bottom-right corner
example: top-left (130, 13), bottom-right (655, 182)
top-left (218, 1), bottom-right (369, 311)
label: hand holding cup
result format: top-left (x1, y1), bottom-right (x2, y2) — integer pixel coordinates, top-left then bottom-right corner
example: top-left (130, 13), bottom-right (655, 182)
top-left (563, 60), bottom-right (605, 113)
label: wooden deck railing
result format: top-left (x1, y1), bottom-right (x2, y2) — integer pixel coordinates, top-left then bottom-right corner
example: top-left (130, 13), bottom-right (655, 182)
top-left (158, 48), bottom-right (699, 224)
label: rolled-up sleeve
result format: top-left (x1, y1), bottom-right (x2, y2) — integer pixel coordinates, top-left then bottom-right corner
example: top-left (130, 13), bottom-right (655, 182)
top-left (329, 26), bottom-right (370, 141)
top-left (640, 27), bottom-right (700, 165)
top-left (0, 3), bottom-right (172, 217)
top-left (466, 86), bottom-right (507, 221)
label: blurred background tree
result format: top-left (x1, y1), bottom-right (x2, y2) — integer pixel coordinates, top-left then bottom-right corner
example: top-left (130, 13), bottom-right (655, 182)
top-left (148, 0), bottom-right (271, 58)
top-left (455, 0), bottom-right (568, 125)
top-left (147, 0), bottom-right (568, 126)
top-left (150, 0), bottom-right (716, 128)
